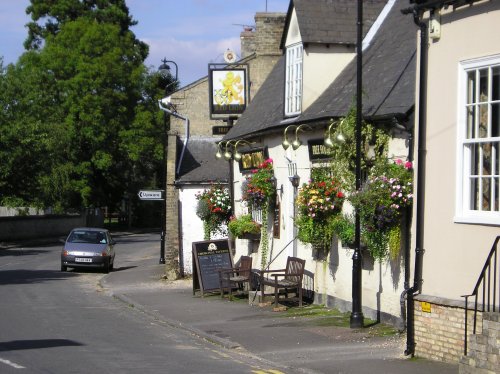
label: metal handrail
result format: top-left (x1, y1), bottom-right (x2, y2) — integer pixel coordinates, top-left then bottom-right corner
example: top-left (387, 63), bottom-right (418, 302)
top-left (461, 235), bottom-right (499, 355)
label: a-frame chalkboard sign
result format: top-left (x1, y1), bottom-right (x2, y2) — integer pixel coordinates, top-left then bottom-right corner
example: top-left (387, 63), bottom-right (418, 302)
top-left (192, 239), bottom-right (232, 296)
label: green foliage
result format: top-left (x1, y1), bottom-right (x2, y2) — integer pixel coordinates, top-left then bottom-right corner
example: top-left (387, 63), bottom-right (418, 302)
top-left (228, 214), bottom-right (261, 238)
top-left (25, 0), bottom-right (148, 59)
top-left (295, 168), bottom-right (345, 249)
top-left (0, 2), bottom-right (175, 217)
top-left (260, 202), bottom-right (269, 270)
top-left (331, 214), bottom-right (355, 247)
top-left (325, 107), bottom-right (390, 191)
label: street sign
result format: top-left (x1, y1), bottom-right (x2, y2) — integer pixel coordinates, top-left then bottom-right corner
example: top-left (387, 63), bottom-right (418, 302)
top-left (138, 190), bottom-right (164, 201)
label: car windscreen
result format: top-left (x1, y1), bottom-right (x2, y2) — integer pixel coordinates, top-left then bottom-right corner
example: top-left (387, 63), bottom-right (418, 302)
top-left (68, 230), bottom-right (107, 244)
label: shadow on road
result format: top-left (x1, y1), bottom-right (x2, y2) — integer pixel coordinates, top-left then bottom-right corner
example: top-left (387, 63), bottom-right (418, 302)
top-left (0, 269), bottom-right (78, 285)
top-left (0, 248), bottom-right (51, 257)
top-left (0, 339), bottom-right (83, 351)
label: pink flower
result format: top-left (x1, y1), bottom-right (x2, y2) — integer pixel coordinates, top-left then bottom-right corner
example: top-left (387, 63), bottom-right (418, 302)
top-left (405, 161), bottom-right (413, 170)
top-left (395, 159), bottom-right (403, 165)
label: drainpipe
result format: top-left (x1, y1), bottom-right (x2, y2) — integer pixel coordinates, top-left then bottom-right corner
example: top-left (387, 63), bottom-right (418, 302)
top-left (158, 99), bottom-right (190, 176)
top-left (401, 5), bottom-right (428, 357)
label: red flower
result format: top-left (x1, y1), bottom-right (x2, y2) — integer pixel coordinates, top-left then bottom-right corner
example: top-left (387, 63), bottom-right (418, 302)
top-left (337, 191), bottom-right (344, 198)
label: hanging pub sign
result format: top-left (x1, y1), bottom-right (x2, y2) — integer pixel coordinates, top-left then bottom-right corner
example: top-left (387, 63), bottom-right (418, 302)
top-left (208, 66), bottom-right (248, 117)
top-left (308, 139), bottom-right (334, 161)
top-left (238, 147), bottom-right (268, 173)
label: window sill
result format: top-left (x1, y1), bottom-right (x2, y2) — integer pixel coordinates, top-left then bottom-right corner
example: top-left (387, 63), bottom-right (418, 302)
top-left (454, 213), bottom-right (500, 226)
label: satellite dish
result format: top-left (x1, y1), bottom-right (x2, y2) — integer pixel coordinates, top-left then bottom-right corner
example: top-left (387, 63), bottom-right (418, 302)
top-left (223, 49), bottom-right (237, 63)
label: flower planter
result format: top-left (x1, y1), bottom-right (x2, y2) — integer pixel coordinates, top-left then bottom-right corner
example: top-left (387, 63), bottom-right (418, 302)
top-left (240, 233), bottom-right (260, 241)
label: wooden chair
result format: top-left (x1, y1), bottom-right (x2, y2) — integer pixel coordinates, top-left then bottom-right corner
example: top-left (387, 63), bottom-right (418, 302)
top-left (218, 256), bottom-right (253, 298)
top-left (258, 256), bottom-right (306, 308)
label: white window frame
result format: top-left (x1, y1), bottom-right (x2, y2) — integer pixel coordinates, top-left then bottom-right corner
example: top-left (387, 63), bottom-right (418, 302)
top-left (284, 43), bottom-right (303, 116)
top-left (456, 54), bottom-right (500, 225)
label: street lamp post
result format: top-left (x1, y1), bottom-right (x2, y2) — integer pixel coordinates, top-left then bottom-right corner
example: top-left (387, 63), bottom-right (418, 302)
top-left (158, 58), bottom-right (178, 265)
top-left (350, 0), bottom-right (364, 329)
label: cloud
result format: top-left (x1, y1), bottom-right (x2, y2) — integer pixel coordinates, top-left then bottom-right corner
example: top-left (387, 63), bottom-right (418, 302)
top-left (144, 35), bottom-right (241, 85)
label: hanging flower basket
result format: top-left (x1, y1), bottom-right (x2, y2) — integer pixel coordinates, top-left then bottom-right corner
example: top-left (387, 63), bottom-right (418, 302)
top-left (349, 159), bottom-right (413, 260)
top-left (295, 168), bottom-right (345, 250)
top-left (196, 184), bottom-right (231, 240)
top-left (228, 214), bottom-right (261, 240)
top-left (241, 159), bottom-right (275, 269)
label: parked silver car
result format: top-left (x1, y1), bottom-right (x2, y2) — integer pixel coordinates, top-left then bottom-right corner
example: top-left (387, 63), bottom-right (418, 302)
top-left (61, 227), bottom-right (116, 273)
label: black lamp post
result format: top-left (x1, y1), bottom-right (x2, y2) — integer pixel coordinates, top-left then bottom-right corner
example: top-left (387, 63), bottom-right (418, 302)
top-left (350, 0), bottom-right (364, 329)
top-left (158, 58), bottom-right (178, 264)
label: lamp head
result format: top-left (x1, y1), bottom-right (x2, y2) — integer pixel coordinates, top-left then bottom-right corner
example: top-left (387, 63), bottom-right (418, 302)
top-left (233, 151), bottom-right (242, 161)
top-left (289, 174), bottom-right (300, 188)
top-left (215, 142), bottom-right (223, 159)
top-left (282, 125), bottom-right (295, 150)
top-left (291, 139), bottom-right (302, 150)
top-left (324, 136), bottom-right (334, 148)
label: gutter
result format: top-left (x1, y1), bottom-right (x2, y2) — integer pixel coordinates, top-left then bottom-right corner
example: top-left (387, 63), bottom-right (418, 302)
top-left (401, 4), bottom-right (428, 357)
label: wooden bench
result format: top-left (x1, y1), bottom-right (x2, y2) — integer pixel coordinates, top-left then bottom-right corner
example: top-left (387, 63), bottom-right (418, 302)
top-left (258, 256), bottom-right (306, 308)
top-left (218, 256), bottom-right (253, 298)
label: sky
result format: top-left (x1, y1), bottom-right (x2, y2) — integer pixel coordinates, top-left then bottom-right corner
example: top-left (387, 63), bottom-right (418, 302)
top-left (0, 0), bottom-right (289, 86)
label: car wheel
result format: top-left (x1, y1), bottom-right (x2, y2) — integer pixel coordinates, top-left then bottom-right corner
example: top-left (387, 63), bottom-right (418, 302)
top-left (103, 260), bottom-right (110, 274)
top-left (61, 263), bottom-right (67, 272)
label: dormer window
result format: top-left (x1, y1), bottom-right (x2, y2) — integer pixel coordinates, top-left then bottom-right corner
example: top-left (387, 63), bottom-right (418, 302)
top-left (285, 43), bottom-right (303, 116)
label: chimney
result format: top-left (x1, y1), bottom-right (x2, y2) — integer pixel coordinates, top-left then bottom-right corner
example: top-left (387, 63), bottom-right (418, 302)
top-left (240, 26), bottom-right (256, 58)
top-left (254, 13), bottom-right (286, 57)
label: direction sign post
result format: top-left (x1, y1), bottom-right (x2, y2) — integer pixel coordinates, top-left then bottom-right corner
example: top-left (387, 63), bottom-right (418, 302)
top-left (138, 190), bottom-right (164, 201)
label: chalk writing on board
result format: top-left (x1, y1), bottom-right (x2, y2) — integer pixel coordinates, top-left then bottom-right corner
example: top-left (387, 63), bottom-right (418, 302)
top-left (192, 239), bottom-right (232, 295)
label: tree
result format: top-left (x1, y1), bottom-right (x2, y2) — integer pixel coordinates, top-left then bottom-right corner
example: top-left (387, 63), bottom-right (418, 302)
top-left (24, 0), bottom-right (146, 58)
top-left (0, 0), bottom-right (168, 215)
top-left (0, 0), bottom-right (179, 217)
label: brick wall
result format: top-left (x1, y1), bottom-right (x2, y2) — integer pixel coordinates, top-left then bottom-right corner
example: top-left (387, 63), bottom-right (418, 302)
top-left (460, 312), bottom-right (499, 373)
top-left (165, 132), bottom-right (180, 280)
top-left (414, 295), bottom-right (481, 364)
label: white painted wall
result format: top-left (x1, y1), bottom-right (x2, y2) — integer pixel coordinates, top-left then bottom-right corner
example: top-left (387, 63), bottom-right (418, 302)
top-left (179, 186), bottom-right (228, 275)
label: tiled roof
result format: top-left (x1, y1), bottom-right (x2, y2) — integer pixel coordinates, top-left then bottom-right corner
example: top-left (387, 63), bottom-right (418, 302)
top-left (225, 0), bottom-right (417, 141)
top-left (290, 0), bottom-right (388, 46)
top-left (299, 0), bottom-right (417, 121)
top-left (176, 138), bottom-right (229, 184)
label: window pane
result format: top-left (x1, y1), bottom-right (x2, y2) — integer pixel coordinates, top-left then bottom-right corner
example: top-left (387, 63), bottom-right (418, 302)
top-left (493, 66), bottom-right (500, 101)
top-left (470, 177), bottom-right (479, 210)
top-left (471, 143), bottom-right (479, 176)
top-left (479, 103), bottom-right (488, 137)
top-left (467, 70), bottom-right (476, 104)
top-left (496, 176), bottom-right (500, 211)
top-left (482, 143), bottom-right (492, 176)
top-left (466, 105), bottom-right (475, 138)
top-left (494, 142), bottom-right (499, 176)
top-left (482, 177), bottom-right (491, 210)
top-left (492, 103), bottom-right (500, 137)
top-left (479, 68), bottom-right (488, 102)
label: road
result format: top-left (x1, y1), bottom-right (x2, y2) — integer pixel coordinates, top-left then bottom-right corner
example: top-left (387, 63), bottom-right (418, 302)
top-left (0, 232), bottom-right (285, 374)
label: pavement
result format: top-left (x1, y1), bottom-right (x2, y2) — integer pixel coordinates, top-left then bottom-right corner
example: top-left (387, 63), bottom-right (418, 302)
top-left (100, 256), bottom-right (460, 374)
